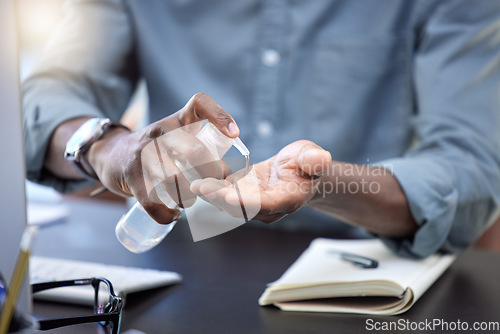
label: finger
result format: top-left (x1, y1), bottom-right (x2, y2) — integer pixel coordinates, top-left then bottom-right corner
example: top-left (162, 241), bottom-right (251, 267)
top-left (141, 137), bottom-right (197, 208)
top-left (253, 212), bottom-right (288, 224)
top-left (191, 178), bottom-right (229, 199)
top-left (296, 142), bottom-right (332, 177)
top-left (125, 165), bottom-right (182, 225)
top-left (178, 93), bottom-right (240, 138)
top-left (254, 183), bottom-right (304, 214)
top-left (191, 171), bottom-right (262, 220)
top-left (219, 159), bottom-right (232, 178)
top-left (188, 153), bottom-right (232, 181)
top-left (137, 191), bottom-right (182, 225)
top-left (190, 178), bottom-right (235, 212)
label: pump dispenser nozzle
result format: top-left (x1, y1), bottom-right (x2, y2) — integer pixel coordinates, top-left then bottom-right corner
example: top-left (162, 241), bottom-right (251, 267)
top-left (232, 137), bottom-right (249, 157)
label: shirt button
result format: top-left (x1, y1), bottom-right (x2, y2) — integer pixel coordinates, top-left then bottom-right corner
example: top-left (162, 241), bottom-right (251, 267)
top-left (261, 49), bottom-right (281, 67)
top-left (256, 121), bottom-right (273, 138)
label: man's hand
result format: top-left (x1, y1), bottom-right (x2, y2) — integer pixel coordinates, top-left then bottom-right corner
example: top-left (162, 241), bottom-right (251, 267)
top-left (191, 138), bottom-right (417, 238)
top-left (190, 140), bottom-right (332, 224)
top-left (84, 93), bottom-right (239, 225)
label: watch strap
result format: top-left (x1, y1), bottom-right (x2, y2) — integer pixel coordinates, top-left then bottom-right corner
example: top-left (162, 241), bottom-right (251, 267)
top-left (68, 118), bottom-right (129, 180)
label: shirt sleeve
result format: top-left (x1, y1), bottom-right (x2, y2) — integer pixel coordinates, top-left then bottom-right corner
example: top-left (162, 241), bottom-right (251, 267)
top-left (23, 0), bottom-right (138, 193)
top-left (377, 0), bottom-right (500, 258)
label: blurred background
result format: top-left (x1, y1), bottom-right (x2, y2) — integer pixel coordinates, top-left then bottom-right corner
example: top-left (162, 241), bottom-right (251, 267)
top-left (17, 0), bottom-right (62, 80)
top-left (17, 0), bottom-right (146, 203)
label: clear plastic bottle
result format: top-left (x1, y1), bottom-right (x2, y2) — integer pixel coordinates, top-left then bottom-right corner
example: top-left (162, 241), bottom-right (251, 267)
top-left (115, 123), bottom-right (249, 253)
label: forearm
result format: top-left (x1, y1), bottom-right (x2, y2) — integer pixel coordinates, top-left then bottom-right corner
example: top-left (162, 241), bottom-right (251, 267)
top-left (23, 0), bottom-right (137, 188)
top-left (44, 117), bottom-right (93, 180)
top-left (308, 162), bottom-right (417, 238)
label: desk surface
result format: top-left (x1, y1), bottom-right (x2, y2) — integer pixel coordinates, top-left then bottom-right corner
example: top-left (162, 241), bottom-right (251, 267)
top-left (32, 198), bottom-right (500, 334)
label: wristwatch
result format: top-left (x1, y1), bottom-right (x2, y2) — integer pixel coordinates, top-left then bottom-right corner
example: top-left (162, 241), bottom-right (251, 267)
top-left (64, 117), bottom-right (129, 180)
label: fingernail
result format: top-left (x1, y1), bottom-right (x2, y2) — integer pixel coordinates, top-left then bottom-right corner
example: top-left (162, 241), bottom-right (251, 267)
top-left (228, 122), bottom-right (239, 136)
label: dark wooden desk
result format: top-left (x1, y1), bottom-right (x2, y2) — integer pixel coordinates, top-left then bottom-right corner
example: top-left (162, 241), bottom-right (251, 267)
top-left (32, 199), bottom-right (500, 334)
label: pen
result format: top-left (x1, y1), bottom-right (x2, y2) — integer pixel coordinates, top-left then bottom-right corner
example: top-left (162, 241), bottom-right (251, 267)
top-left (328, 249), bottom-right (378, 269)
top-left (0, 226), bottom-right (38, 334)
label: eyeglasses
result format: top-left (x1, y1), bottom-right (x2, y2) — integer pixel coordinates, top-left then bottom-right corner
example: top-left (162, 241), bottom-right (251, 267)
top-left (32, 277), bottom-right (123, 334)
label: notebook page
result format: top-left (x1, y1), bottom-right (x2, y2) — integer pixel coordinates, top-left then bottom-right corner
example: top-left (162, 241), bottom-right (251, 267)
top-left (271, 238), bottom-right (453, 291)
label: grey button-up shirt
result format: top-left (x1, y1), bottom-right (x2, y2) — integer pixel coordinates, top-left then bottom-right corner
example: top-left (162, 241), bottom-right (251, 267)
top-left (23, 0), bottom-right (500, 257)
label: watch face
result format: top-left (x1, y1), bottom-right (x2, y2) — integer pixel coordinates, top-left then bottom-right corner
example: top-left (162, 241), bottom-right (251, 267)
top-left (65, 118), bottom-right (103, 154)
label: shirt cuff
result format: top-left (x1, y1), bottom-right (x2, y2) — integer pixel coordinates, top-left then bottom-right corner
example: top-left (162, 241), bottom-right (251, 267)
top-left (23, 88), bottom-right (103, 193)
top-left (375, 157), bottom-right (459, 258)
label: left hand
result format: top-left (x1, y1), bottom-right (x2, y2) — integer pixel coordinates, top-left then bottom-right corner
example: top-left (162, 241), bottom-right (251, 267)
top-left (190, 140), bottom-right (332, 224)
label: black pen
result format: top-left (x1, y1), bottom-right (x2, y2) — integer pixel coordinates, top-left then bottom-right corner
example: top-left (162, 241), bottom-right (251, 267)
top-left (328, 249), bottom-right (378, 269)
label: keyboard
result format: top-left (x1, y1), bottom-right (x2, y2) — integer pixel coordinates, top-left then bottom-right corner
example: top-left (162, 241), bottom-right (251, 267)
top-left (30, 256), bottom-right (182, 306)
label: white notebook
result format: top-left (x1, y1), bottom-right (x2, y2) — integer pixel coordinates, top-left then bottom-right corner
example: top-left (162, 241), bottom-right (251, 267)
top-left (259, 238), bottom-right (455, 315)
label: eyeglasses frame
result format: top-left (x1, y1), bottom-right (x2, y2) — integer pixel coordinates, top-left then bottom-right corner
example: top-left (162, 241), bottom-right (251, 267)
top-left (32, 277), bottom-right (123, 334)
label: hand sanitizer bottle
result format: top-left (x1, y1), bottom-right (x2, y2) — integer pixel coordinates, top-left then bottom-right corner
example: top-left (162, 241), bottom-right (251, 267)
top-left (115, 122), bottom-right (249, 253)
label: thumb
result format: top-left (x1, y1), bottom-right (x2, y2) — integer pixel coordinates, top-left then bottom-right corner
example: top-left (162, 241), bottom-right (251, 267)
top-left (178, 93), bottom-right (240, 138)
top-left (297, 144), bottom-right (332, 177)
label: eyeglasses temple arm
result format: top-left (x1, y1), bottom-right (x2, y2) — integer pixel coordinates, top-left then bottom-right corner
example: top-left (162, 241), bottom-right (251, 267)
top-left (32, 278), bottom-right (94, 293)
top-left (38, 313), bottom-right (118, 331)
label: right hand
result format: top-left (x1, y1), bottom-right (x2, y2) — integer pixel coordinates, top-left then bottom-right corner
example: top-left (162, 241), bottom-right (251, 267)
top-left (87, 93), bottom-right (240, 225)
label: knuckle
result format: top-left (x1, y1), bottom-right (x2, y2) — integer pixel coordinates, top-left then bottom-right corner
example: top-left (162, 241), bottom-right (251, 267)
top-left (188, 93), bottom-right (210, 120)
top-left (191, 93), bottom-right (209, 112)
top-left (144, 123), bottom-right (165, 139)
top-left (192, 92), bottom-right (208, 105)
